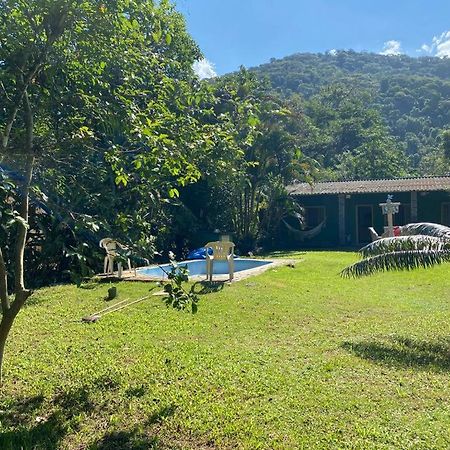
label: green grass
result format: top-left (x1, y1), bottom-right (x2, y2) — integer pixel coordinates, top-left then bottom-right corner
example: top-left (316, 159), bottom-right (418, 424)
top-left (1, 251), bottom-right (449, 449)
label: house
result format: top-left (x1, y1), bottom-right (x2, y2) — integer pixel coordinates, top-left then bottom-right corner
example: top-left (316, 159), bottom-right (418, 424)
top-left (285, 176), bottom-right (450, 247)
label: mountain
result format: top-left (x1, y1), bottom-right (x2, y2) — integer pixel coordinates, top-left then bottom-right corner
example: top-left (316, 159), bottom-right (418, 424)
top-left (249, 51), bottom-right (450, 177)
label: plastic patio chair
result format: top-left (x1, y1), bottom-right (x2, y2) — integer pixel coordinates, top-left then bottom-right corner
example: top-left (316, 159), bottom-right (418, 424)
top-left (368, 227), bottom-right (381, 242)
top-left (204, 241), bottom-right (235, 282)
top-left (99, 238), bottom-right (132, 276)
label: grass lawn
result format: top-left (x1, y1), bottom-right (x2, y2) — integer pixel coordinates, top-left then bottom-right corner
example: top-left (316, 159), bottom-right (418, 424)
top-left (0, 251), bottom-right (449, 449)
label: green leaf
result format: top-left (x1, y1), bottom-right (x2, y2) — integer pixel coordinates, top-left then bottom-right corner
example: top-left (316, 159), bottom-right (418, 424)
top-left (247, 115), bottom-right (260, 127)
top-left (168, 188), bottom-right (179, 198)
top-left (341, 249), bottom-right (450, 278)
top-left (115, 174), bottom-right (128, 187)
top-left (360, 235), bottom-right (446, 258)
top-left (152, 30), bottom-right (162, 43)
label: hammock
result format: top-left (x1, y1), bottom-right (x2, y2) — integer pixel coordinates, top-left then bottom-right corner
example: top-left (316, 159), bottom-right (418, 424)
top-left (282, 219), bottom-right (326, 242)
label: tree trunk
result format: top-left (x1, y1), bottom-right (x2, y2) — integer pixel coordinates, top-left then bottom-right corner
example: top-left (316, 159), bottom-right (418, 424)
top-left (0, 93), bottom-right (35, 385)
top-left (0, 291), bottom-right (31, 386)
top-left (0, 6), bottom-right (70, 385)
top-left (0, 311), bottom-right (15, 385)
top-left (0, 247), bottom-right (9, 312)
top-left (14, 153), bottom-right (34, 293)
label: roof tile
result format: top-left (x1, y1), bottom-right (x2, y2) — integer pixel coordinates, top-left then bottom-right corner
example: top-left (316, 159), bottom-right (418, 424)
top-left (287, 176), bottom-right (450, 196)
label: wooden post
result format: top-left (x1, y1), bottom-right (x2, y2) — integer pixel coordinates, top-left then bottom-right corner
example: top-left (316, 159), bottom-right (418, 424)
top-left (387, 211), bottom-right (394, 237)
top-left (338, 194), bottom-right (346, 245)
top-left (411, 191), bottom-right (418, 222)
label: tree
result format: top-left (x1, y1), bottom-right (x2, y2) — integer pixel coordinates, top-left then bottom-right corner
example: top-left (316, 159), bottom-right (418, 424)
top-left (336, 125), bottom-right (410, 180)
top-left (341, 223), bottom-right (450, 277)
top-left (187, 69), bottom-right (317, 252)
top-left (0, 0), bottom-right (76, 385)
top-left (443, 129), bottom-right (450, 160)
top-left (251, 52), bottom-right (450, 176)
top-left (297, 84), bottom-right (412, 180)
top-left (0, 0), bottom-right (204, 383)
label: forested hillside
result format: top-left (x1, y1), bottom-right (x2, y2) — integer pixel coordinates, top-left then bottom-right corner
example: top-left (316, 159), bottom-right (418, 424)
top-left (250, 51), bottom-right (450, 178)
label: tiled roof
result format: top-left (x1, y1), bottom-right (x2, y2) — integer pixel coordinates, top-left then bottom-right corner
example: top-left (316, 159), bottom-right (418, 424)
top-left (287, 176), bottom-right (450, 196)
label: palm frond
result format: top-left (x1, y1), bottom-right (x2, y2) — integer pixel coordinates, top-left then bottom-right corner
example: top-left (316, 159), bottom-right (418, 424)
top-left (360, 235), bottom-right (447, 258)
top-left (399, 223), bottom-right (450, 240)
top-left (341, 250), bottom-right (450, 278)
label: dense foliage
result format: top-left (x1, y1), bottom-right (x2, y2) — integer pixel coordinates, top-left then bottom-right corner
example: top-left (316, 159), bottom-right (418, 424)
top-left (178, 70), bottom-right (316, 252)
top-left (0, 0), bottom-right (229, 382)
top-left (2, 6), bottom-right (449, 294)
top-left (0, 0), bottom-right (313, 304)
top-left (251, 51), bottom-right (450, 178)
top-left (0, 0), bottom-right (214, 286)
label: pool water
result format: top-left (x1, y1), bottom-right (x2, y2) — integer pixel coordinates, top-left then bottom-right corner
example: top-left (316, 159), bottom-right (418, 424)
top-left (136, 258), bottom-right (272, 279)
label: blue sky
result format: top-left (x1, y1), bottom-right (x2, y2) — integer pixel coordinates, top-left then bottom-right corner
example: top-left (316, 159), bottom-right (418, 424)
top-left (175, 0), bottom-right (450, 77)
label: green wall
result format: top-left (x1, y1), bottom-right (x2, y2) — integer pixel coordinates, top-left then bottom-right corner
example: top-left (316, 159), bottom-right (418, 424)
top-left (417, 191), bottom-right (450, 223)
top-left (288, 190), bottom-right (450, 249)
top-left (285, 194), bottom-right (339, 248)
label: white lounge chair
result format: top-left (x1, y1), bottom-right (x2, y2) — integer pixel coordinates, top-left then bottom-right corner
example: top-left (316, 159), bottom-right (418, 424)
top-left (368, 227), bottom-right (381, 242)
top-left (368, 226), bottom-right (401, 242)
top-left (205, 241), bottom-right (235, 282)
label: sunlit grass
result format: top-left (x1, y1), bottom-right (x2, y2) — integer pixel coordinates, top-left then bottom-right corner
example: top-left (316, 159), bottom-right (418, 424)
top-left (1, 252), bottom-right (449, 449)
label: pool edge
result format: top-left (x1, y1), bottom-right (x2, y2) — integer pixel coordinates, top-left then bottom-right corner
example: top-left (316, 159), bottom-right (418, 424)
top-left (103, 258), bottom-right (297, 283)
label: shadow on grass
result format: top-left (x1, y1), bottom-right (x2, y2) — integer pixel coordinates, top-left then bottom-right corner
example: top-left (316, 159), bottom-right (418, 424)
top-left (89, 404), bottom-right (176, 449)
top-left (146, 404), bottom-right (177, 425)
top-left (0, 386), bottom-right (95, 450)
top-left (90, 429), bottom-right (160, 450)
top-left (191, 281), bottom-right (225, 295)
top-left (0, 381), bottom-right (177, 450)
top-left (342, 335), bottom-right (450, 371)
top-left (125, 384), bottom-right (147, 398)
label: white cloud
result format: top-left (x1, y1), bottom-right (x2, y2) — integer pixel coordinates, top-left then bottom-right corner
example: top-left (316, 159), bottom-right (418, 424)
top-left (328, 49), bottom-right (337, 56)
top-left (193, 58), bottom-right (217, 79)
top-left (418, 30), bottom-right (450, 57)
top-left (380, 40), bottom-right (402, 56)
top-left (434, 31), bottom-right (450, 57)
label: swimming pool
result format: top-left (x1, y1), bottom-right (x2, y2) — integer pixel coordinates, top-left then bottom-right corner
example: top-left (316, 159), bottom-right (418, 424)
top-left (136, 258), bottom-right (272, 279)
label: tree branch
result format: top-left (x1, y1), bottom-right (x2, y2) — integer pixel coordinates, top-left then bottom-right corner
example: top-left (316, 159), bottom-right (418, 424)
top-left (0, 59), bottom-right (45, 152)
top-left (13, 90), bottom-right (34, 297)
top-left (0, 6), bottom-right (67, 153)
top-left (0, 247), bottom-right (9, 313)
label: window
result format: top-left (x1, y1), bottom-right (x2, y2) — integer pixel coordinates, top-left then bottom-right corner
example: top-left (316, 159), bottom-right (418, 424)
top-left (442, 203), bottom-right (450, 226)
top-left (304, 206), bottom-right (326, 228)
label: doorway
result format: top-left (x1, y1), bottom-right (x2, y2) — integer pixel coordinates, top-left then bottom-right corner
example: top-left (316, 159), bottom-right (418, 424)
top-left (356, 205), bottom-right (373, 244)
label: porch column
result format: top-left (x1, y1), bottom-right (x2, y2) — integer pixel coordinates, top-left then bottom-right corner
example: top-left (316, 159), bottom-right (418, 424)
top-left (411, 191), bottom-right (418, 222)
top-left (338, 194), bottom-right (346, 245)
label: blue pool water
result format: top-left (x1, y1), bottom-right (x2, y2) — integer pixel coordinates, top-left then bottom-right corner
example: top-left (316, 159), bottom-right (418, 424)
top-left (137, 258), bottom-right (272, 279)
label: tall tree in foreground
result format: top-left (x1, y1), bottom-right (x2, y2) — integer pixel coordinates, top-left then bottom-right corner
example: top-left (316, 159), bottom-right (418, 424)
top-left (0, 0), bottom-right (203, 383)
top-left (0, 0), bottom-right (75, 385)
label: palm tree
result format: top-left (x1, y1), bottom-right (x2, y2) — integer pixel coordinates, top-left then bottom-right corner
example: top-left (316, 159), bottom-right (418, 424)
top-left (342, 223), bottom-right (450, 277)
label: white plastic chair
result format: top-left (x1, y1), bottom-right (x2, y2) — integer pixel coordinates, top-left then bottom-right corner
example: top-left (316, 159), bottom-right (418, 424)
top-left (205, 241), bottom-right (235, 282)
top-left (99, 238), bottom-right (131, 276)
top-left (368, 227), bottom-right (380, 242)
